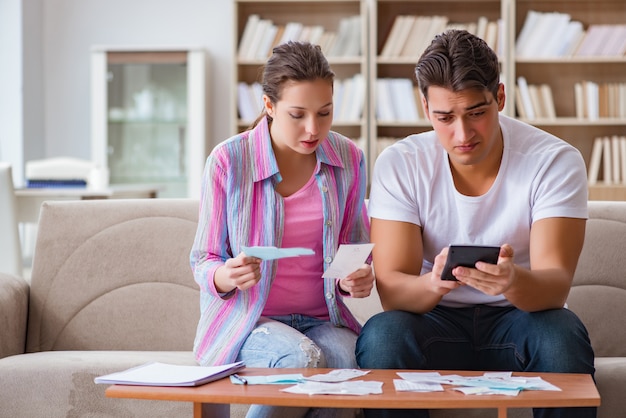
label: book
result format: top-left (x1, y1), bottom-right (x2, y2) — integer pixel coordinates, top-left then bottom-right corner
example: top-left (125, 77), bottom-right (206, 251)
top-left (516, 76), bottom-right (535, 120)
top-left (237, 82), bottom-right (256, 122)
top-left (389, 15), bottom-right (416, 58)
top-left (603, 136), bottom-right (612, 184)
top-left (484, 21), bottom-right (499, 53)
top-left (528, 84), bottom-right (544, 119)
top-left (94, 361), bottom-right (245, 387)
top-left (389, 78), bottom-right (418, 122)
top-left (585, 80), bottom-right (600, 121)
top-left (612, 135), bottom-right (621, 183)
top-left (238, 14), bottom-right (260, 59)
top-left (620, 136), bottom-right (626, 185)
top-left (26, 179), bottom-right (87, 188)
top-left (587, 137), bottom-right (603, 185)
top-left (380, 15), bottom-right (408, 57)
top-left (558, 21), bottom-right (585, 57)
top-left (336, 77), bottom-right (354, 122)
top-left (342, 16), bottom-right (362, 57)
top-left (576, 25), bottom-right (611, 57)
top-left (245, 18), bottom-right (272, 60)
top-left (539, 84), bottom-right (557, 119)
top-left (475, 16), bottom-right (488, 41)
top-left (574, 82), bottom-right (585, 119)
top-left (279, 22), bottom-right (304, 46)
top-left (400, 15), bottom-right (430, 58)
top-left (343, 73), bottom-right (365, 122)
top-left (256, 23), bottom-right (278, 59)
top-left (515, 10), bottom-right (542, 58)
top-left (375, 78), bottom-right (395, 122)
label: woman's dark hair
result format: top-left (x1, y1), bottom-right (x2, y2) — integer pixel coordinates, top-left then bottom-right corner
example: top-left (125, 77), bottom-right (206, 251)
top-left (250, 41), bottom-right (335, 128)
top-left (415, 29), bottom-right (500, 101)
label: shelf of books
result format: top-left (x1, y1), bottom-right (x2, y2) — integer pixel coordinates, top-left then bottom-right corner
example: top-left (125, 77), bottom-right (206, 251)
top-left (233, 0), bottom-right (626, 200)
top-left (368, 0), bottom-right (506, 172)
top-left (233, 0), bottom-right (368, 158)
top-left (513, 0), bottom-right (626, 200)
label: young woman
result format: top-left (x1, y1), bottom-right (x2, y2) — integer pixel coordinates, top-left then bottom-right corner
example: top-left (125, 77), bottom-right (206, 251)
top-left (190, 41), bottom-right (374, 418)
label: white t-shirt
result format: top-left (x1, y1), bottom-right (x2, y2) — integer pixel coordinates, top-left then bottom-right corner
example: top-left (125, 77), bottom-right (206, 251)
top-left (368, 114), bottom-right (588, 307)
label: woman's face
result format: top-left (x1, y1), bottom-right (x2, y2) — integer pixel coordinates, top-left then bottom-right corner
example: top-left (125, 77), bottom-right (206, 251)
top-left (264, 78), bottom-right (334, 156)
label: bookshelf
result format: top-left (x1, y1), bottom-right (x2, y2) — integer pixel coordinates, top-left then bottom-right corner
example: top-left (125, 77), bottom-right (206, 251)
top-left (233, 0), bottom-right (369, 156)
top-left (368, 0), bottom-right (507, 174)
top-left (513, 0), bottom-right (626, 200)
top-left (232, 0), bottom-right (626, 200)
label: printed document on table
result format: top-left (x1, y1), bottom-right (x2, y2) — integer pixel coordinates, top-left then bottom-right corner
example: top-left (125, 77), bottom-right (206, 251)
top-left (322, 243), bottom-right (374, 278)
top-left (394, 371), bottom-right (562, 395)
top-left (281, 380), bottom-right (383, 395)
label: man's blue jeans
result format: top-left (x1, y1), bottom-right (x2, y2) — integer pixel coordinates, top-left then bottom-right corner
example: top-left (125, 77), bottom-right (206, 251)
top-left (355, 305), bottom-right (596, 418)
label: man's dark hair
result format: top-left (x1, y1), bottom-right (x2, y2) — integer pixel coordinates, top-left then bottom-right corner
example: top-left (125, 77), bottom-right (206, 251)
top-left (415, 29), bottom-right (500, 101)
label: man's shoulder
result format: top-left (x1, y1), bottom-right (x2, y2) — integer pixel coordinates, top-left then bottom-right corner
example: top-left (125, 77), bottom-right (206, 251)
top-left (501, 114), bottom-right (580, 155)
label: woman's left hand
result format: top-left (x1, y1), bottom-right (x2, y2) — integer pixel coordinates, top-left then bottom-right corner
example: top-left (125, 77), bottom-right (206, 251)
top-left (338, 264), bottom-right (374, 298)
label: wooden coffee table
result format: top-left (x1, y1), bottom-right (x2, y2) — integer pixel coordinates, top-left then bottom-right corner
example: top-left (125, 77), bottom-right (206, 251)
top-left (105, 368), bottom-right (600, 418)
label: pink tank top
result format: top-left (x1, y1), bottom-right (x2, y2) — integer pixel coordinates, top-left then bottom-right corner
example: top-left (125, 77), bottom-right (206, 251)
top-left (262, 174), bottom-right (328, 319)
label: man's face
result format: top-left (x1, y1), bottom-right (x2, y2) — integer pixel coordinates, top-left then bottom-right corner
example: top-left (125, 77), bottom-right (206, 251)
top-left (423, 84), bottom-right (505, 169)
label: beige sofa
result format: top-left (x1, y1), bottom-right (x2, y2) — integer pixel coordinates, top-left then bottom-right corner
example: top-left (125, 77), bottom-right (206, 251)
top-left (0, 198), bottom-right (622, 417)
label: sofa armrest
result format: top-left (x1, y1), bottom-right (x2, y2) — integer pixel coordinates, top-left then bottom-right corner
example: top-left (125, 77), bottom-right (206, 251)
top-left (0, 272), bottom-right (29, 358)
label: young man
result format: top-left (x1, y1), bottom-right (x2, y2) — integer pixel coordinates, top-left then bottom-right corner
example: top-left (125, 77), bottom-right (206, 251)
top-left (356, 30), bottom-right (596, 418)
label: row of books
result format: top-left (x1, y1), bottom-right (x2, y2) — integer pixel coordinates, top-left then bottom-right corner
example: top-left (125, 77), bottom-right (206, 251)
top-left (516, 77), bottom-right (626, 120)
top-left (515, 77), bottom-right (557, 120)
top-left (237, 74), bottom-right (366, 124)
top-left (375, 78), bottom-right (425, 123)
top-left (588, 136), bottom-right (626, 185)
top-left (516, 10), bottom-right (626, 58)
top-left (380, 15), bottom-right (502, 59)
top-left (575, 81), bottom-right (626, 120)
top-left (237, 14), bottom-right (361, 60)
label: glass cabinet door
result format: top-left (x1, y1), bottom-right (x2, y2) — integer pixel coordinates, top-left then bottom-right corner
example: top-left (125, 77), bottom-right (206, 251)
top-left (91, 48), bottom-right (207, 198)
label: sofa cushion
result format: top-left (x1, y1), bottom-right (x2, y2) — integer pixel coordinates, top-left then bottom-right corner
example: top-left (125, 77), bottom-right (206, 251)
top-left (0, 350), bottom-right (196, 417)
top-left (26, 199), bottom-right (201, 352)
top-left (569, 202), bottom-right (626, 357)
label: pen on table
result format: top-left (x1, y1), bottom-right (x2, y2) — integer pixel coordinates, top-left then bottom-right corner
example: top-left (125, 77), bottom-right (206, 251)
top-left (232, 373), bottom-right (248, 385)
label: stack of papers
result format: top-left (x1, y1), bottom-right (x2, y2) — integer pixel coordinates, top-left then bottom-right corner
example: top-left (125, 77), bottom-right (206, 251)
top-left (394, 371), bottom-right (561, 396)
top-left (282, 380), bottom-right (383, 395)
top-left (94, 361), bottom-right (245, 387)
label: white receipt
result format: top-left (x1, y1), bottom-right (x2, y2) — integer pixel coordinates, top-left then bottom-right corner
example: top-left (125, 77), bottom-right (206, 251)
top-left (322, 243), bottom-right (374, 278)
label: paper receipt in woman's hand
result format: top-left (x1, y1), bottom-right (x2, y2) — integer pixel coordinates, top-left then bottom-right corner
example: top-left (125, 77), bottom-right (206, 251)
top-left (322, 243), bottom-right (374, 278)
top-left (242, 246), bottom-right (315, 260)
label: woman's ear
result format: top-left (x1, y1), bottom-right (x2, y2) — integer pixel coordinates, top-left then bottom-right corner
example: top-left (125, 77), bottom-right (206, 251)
top-left (263, 95), bottom-right (274, 118)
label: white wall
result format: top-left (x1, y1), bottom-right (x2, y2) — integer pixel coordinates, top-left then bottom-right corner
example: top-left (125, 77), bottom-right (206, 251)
top-left (0, 0), bottom-right (25, 184)
top-left (5, 0), bottom-right (233, 183)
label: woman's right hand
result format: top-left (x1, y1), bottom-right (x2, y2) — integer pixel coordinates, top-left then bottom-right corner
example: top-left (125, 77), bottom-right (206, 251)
top-left (214, 252), bottom-right (262, 293)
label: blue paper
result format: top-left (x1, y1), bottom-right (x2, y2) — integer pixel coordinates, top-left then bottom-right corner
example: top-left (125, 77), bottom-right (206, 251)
top-left (242, 246), bottom-right (314, 260)
top-left (230, 373), bottom-right (304, 385)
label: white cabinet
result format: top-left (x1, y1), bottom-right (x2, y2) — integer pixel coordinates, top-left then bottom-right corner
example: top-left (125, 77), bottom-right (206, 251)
top-left (91, 47), bottom-right (207, 198)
